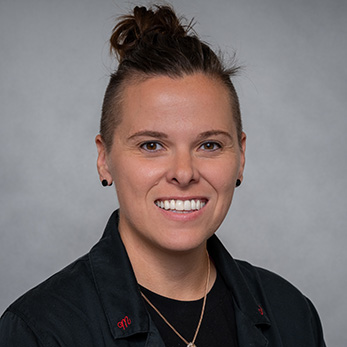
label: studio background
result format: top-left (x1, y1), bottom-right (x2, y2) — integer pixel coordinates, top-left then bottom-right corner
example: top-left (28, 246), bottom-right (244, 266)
top-left (1, 0), bottom-right (346, 345)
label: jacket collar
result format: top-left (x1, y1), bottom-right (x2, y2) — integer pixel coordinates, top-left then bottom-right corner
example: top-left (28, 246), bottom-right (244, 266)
top-left (89, 211), bottom-right (155, 341)
top-left (208, 235), bottom-right (271, 346)
top-left (89, 210), bottom-right (271, 345)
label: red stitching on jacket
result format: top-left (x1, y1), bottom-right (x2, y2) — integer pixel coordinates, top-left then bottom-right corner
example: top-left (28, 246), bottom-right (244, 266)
top-left (117, 316), bottom-right (132, 330)
top-left (258, 305), bottom-right (264, 316)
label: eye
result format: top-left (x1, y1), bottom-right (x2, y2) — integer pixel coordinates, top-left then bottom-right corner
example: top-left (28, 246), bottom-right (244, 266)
top-left (199, 141), bottom-right (222, 151)
top-left (140, 141), bottom-right (163, 152)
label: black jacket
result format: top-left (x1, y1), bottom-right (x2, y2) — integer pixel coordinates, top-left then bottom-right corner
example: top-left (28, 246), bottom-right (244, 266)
top-left (0, 210), bottom-right (326, 346)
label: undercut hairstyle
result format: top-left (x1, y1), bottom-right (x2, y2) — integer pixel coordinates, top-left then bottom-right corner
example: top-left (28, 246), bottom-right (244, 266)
top-left (100, 4), bottom-right (242, 151)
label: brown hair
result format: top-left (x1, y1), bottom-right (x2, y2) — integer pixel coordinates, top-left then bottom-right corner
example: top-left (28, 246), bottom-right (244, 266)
top-left (100, 4), bottom-right (242, 151)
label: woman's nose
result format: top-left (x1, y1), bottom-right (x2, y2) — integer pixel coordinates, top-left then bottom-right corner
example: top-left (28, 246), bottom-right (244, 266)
top-left (166, 150), bottom-right (199, 187)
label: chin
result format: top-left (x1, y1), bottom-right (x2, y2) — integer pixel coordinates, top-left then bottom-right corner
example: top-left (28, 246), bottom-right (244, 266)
top-left (154, 230), bottom-right (212, 254)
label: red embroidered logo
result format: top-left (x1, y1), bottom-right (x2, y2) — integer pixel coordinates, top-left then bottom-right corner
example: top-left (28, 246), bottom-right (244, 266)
top-left (117, 316), bottom-right (131, 330)
top-left (258, 305), bottom-right (264, 316)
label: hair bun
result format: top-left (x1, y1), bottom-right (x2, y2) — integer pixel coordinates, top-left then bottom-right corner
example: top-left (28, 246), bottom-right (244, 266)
top-left (110, 5), bottom-right (189, 62)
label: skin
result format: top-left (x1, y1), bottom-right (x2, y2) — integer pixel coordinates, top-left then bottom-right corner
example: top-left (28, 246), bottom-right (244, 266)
top-left (96, 73), bottom-right (246, 300)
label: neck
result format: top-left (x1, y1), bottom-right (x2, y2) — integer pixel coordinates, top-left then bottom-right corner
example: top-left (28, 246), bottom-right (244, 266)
top-left (120, 230), bottom-right (216, 301)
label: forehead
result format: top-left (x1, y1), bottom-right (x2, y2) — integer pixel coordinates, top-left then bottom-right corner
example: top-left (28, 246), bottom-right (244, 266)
top-left (119, 73), bottom-right (235, 133)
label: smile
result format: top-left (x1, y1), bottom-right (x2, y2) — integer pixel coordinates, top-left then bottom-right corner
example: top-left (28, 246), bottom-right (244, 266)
top-left (155, 199), bottom-right (207, 212)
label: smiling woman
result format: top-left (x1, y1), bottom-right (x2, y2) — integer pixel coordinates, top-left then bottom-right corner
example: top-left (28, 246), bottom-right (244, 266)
top-left (0, 4), bottom-right (325, 347)
top-left (96, 74), bottom-right (244, 258)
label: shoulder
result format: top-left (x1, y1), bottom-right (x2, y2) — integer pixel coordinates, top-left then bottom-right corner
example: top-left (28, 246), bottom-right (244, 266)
top-left (1, 254), bottom-right (103, 345)
top-left (235, 259), bottom-right (311, 310)
top-left (0, 311), bottom-right (44, 347)
top-left (236, 259), bottom-right (302, 293)
top-left (9, 253), bottom-right (93, 312)
top-left (209, 235), bottom-right (317, 318)
top-left (235, 259), bottom-right (325, 343)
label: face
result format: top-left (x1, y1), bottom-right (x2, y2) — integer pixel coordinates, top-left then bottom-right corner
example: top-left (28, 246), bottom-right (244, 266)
top-left (96, 73), bottom-right (246, 254)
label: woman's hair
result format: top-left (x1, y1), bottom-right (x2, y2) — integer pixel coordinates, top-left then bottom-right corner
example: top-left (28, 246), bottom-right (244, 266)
top-left (100, 4), bottom-right (242, 151)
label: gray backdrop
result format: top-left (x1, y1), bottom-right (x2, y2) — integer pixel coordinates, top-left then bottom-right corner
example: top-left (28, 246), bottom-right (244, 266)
top-left (1, 0), bottom-right (346, 345)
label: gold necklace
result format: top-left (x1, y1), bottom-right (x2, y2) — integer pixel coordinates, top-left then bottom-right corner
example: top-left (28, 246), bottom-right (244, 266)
top-left (140, 250), bottom-right (210, 347)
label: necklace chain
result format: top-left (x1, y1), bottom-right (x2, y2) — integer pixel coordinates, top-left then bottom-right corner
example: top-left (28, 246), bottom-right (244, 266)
top-left (140, 250), bottom-right (211, 347)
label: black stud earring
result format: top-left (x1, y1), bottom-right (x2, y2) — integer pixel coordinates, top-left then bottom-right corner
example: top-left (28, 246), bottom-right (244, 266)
top-left (101, 179), bottom-right (108, 187)
top-left (236, 179), bottom-right (241, 187)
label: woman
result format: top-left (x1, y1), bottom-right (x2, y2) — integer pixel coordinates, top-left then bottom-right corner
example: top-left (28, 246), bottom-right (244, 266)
top-left (0, 4), bottom-right (325, 346)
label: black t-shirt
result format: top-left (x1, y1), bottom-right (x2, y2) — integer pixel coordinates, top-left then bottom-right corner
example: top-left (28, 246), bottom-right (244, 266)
top-left (140, 272), bottom-right (239, 347)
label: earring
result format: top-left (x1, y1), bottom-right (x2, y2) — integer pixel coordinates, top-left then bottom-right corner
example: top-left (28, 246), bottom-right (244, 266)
top-left (101, 179), bottom-right (113, 187)
top-left (236, 179), bottom-right (241, 187)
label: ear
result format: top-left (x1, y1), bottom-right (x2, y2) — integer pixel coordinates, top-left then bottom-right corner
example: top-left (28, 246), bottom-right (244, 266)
top-left (237, 132), bottom-right (246, 182)
top-left (95, 134), bottom-right (113, 184)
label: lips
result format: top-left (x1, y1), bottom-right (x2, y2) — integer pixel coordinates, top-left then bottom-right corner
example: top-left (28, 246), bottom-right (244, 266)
top-left (155, 199), bottom-right (207, 212)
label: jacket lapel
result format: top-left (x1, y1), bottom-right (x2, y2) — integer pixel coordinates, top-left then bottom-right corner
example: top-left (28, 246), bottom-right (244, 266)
top-left (89, 211), bottom-right (158, 343)
top-left (208, 235), bottom-right (271, 347)
top-left (234, 304), bottom-right (269, 347)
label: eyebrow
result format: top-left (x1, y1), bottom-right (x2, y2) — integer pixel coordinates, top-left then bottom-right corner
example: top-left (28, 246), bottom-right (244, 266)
top-left (127, 130), bottom-right (168, 141)
top-left (127, 129), bottom-right (233, 141)
top-left (197, 130), bottom-right (233, 141)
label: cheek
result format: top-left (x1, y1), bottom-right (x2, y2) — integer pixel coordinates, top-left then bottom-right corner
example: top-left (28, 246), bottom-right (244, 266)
top-left (201, 159), bottom-right (238, 192)
top-left (112, 157), bottom-right (164, 193)
top-left (136, 162), bottom-right (164, 182)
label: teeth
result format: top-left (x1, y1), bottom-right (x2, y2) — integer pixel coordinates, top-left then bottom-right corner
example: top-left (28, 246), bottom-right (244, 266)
top-left (176, 200), bottom-right (184, 210)
top-left (155, 199), bottom-right (206, 211)
top-left (184, 200), bottom-right (191, 210)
